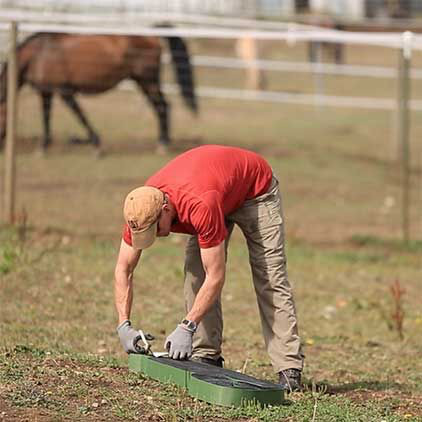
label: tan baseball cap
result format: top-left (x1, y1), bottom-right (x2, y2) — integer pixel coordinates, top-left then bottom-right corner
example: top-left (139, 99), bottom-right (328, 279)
top-left (123, 186), bottom-right (164, 250)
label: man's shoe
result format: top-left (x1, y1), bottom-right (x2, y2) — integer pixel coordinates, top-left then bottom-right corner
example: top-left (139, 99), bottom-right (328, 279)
top-left (278, 368), bottom-right (302, 392)
top-left (191, 356), bottom-right (224, 368)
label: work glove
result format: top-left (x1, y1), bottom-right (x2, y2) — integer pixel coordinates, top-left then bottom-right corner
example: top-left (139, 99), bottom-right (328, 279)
top-left (164, 324), bottom-right (194, 360)
top-left (117, 320), bottom-right (153, 354)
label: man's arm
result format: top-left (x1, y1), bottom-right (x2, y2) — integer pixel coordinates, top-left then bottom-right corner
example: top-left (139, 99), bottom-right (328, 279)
top-left (185, 242), bottom-right (226, 324)
top-left (164, 241), bottom-right (226, 359)
top-left (114, 239), bottom-right (142, 325)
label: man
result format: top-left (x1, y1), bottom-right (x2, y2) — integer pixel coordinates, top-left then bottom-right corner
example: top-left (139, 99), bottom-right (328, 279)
top-left (114, 144), bottom-right (304, 391)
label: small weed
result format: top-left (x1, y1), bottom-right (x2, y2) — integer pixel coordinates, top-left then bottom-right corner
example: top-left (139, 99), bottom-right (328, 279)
top-left (390, 279), bottom-right (406, 340)
top-left (16, 206), bottom-right (29, 245)
top-left (13, 344), bottom-right (47, 358)
top-left (0, 245), bottom-right (18, 274)
top-left (78, 405), bottom-right (90, 415)
top-left (0, 227), bottom-right (25, 274)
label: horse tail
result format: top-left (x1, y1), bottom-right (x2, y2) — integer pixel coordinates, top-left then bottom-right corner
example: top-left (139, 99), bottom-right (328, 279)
top-left (0, 61), bottom-right (26, 104)
top-left (162, 29), bottom-right (198, 114)
top-left (0, 62), bottom-right (7, 104)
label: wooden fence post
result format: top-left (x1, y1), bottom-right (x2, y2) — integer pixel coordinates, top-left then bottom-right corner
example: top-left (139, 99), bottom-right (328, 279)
top-left (235, 36), bottom-right (265, 91)
top-left (3, 21), bottom-right (18, 224)
top-left (397, 31), bottom-right (412, 243)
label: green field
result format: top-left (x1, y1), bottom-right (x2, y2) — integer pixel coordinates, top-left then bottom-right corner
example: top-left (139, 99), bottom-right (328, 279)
top-left (1, 39), bottom-right (422, 421)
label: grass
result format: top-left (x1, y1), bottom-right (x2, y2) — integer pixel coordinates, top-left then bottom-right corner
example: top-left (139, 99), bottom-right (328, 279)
top-left (1, 40), bottom-right (422, 420)
top-left (0, 218), bottom-right (421, 420)
top-left (0, 345), bottom-right (419, 421)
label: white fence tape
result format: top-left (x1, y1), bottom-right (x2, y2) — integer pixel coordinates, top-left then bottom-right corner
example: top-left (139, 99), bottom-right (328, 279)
top-left (0, 21), bottom-right (421, 50)
top-left (0, 9), bottom-right (320, 31)
top-left (163, 54), bottom-right (422, 80)
top-left (187, 55), bottom-right (422, 79)
top-left (150, 83), bottom-right (422, 111)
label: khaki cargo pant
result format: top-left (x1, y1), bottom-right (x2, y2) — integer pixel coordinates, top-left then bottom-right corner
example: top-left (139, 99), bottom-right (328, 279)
top-left (183, 176), bottom-right (304, 373)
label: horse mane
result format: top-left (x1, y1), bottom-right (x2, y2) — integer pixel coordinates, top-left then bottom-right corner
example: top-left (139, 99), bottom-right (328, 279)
top-left (17, 32), bottom-right (50, 51)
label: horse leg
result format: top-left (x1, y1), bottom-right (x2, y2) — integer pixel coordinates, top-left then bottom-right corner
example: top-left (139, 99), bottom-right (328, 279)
top-left (135, 80), bottom-right (170, 153)
top-left (40, 91), bottom-right (53, 152)
top-left (334, 42), bottom-right (344, 65)
top-left (308, 41), bottom-right (317, 63)
top-left (60, 93), bottom-right (101, 149)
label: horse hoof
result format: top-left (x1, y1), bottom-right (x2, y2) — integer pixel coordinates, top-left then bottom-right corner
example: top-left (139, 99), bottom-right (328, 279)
top-left (156, 144), bottom-right (169, 155)
top-left (69, 137), bottom-right (89, 145)
top-left (94, 148), bottom-right (105, 159)
top-left (34, 148), bottom-right (47, 158)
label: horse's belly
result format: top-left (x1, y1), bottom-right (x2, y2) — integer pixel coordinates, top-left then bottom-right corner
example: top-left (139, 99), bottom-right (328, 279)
top-left (27, 67), bottom-right (124, 94)
top-left (70, 77), bottom-right (121, 94)
top-left (68, 69), bottom-right (124, 92)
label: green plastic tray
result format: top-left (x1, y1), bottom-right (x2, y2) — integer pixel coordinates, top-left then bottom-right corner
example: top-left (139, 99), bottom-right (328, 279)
top-left (128, 355), bottom-right (284, 407)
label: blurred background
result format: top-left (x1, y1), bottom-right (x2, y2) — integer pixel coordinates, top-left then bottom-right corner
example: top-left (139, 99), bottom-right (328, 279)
top-left (1, 0), bottom-right (421, 240)
top-left (0, 0), bottom-right (421, 19)
top-left (0, 2), bottom-right (421, 419)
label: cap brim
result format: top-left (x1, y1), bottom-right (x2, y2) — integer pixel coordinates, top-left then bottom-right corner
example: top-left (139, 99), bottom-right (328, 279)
top-left (131, 221), bottom-right (158, 250)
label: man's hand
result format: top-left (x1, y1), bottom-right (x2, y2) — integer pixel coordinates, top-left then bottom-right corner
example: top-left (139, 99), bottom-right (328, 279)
top-left (117, 320), bottom-right (145, 354)
top-left (164, 324), bottom-right (194, 360)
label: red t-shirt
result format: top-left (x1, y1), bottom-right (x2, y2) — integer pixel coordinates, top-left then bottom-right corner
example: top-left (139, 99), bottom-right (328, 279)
top-left (123, 145), bottom-right (272, 248)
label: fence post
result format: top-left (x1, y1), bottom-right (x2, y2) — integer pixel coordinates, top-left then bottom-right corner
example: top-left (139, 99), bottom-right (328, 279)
top-left (397, 31), bottom-right (412, 243)
top-left (311, 41), bottom-right (324, 111)
top-left (3, 21), bottom-right (18, 224)
top-left (235, 36), bottom-right (265, 91)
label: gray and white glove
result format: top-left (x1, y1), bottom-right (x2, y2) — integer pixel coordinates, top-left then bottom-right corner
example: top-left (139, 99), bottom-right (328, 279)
top-left (117, 320), bottom-right (153, 354)
top-left (164, 324), bottom-right (194, 360)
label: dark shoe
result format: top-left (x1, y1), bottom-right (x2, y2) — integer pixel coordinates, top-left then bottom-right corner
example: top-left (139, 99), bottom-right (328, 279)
top-left (279, 368), bottom-right (302, 392)
top-left (191, 356), bottom-right (224, 368)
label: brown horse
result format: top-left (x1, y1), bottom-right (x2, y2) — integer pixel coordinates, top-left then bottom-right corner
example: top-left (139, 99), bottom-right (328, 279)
top-left (0, 31), bottom-right (197, 152)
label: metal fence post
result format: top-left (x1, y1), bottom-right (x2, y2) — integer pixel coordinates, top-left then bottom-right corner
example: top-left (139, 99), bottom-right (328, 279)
top-left (397, 31), bottom-right (412, 243)
top-left (3, 21), bottom-right (18, 224)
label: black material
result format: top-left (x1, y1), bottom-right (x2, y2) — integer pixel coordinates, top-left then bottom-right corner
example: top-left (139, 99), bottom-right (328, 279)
top-left (149, 357), bottom-right (282, 391)
top-left (191, 356), bottom-right (224, 368)
top-left (278, 368), bottom-right (302, 392)
top-left (181, 319), bottom-right (197, 332)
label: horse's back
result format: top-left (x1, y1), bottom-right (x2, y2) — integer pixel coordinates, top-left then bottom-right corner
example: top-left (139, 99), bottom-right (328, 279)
top-left (21, 33), bottom-right (157, 93)
top-left (125, 36), bottom-right (162, 76)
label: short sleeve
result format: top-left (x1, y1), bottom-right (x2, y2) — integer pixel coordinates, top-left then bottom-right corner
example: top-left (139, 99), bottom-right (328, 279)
top-left (122, 224), bottom-right (133, 246)
top-left (190, 191), bottom-right (227, 248)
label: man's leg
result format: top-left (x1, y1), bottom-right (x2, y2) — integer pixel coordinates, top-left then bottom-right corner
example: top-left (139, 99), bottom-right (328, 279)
top-left (230, 177), bottom-right (303, 375)
top-left (183, 228), bottom-right (233, 362)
